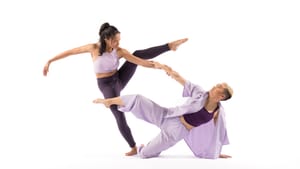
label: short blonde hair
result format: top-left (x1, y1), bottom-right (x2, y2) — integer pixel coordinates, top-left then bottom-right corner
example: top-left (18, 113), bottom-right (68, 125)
top-left (222, 83), bottom-right (233, 101)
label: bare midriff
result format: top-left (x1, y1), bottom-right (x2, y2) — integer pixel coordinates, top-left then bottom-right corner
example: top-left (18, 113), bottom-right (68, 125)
top-left (179, 116), bottom-right (195, 131)
top-left (95, 70), bottom-right (118, 78)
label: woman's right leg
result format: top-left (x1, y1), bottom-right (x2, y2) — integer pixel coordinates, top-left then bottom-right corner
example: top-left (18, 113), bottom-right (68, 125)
top-left (132, 38), bottom-right (188, 60)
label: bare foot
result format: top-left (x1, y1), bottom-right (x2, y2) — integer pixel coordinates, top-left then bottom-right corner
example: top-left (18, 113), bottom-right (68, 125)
top-left (93, 98), bottom-right (110, 107)
top-left (168, 38), bottom-right (188, 51)
top-left (125, 146), bottom-right (137, 156)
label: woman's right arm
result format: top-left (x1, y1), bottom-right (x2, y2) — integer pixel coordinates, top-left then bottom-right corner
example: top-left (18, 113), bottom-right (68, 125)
top-left (43, 43), bottom-right (95, 76)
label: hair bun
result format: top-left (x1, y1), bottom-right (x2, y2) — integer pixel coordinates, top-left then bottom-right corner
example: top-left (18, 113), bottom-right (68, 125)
top-left (99, 22), bottom-right (110, 35)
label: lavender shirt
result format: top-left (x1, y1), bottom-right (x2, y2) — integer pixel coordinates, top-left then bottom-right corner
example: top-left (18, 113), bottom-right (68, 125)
top-left (166, 81), bottom-right (230, 159)
top-left (119, 81), bottom-right (229, 159)
top-left (180, 82), bottom-right (229, 159)
top-left (93, 49), bottom-right (120, 73)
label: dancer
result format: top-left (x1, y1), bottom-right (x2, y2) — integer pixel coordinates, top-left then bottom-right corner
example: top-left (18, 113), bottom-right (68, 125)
top-left (43, 22), bottom-right (188, 156)
top-left (93, 64), bottom-right (232, 159)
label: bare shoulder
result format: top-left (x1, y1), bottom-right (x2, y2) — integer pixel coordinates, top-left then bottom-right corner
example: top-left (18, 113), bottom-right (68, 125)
top-left (116, 47), bottom-right (128, 58)
top-left (92, 42), bottom-right (99, 49)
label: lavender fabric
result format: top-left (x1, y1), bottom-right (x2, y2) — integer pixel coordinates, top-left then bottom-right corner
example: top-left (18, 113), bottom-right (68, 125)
top-left (180, 82), bottom-right (229, 159)
top-left (119, 94), bottom-right (189, 158)
top-left (119, 81), bottom-right (229, 159)
top-left (184, 105), bottom-right (229, 159)
top-left (94, 49), bottom-right (120, 73)
top-left (96, 44), bottom-right (170, 148)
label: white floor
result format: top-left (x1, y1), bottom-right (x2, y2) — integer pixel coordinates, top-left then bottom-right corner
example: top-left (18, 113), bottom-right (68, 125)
top-left (1, 150), bottom-right (298, 169)
top-left (1, 120), bottom-right (299, 169)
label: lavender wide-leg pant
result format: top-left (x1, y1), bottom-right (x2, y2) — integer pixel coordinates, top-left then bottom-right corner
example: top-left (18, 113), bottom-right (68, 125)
top-left (119, 94), bottom-right (189, 158)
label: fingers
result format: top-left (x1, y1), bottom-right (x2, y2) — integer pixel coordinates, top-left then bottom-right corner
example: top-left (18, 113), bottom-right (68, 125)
top-left (43, 63), bottom-right (49, 76)
top-left (43, 68), bottom-right (48, 76)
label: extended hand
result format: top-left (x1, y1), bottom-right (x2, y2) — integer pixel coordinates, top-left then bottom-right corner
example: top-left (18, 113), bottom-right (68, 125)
top-left (43, 62), bottom-right (50, 76)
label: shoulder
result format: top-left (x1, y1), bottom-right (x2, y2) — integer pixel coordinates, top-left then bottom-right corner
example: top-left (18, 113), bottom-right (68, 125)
top-left (116, 47), bottom-right (129, 58)
top-left (92, 42), bottom-right (100, 49)
top-left (116, 47), bottom-right (126, 53)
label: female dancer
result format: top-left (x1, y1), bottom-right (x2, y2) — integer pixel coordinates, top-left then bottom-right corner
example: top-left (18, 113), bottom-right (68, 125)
top-left (43, 22), bottom-right (187, 156)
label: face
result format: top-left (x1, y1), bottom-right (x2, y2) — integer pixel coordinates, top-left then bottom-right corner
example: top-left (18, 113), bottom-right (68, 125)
top-left (105, 33), bottom-right (120, 49)
top-left (209, 83), bottom-right (228, 101)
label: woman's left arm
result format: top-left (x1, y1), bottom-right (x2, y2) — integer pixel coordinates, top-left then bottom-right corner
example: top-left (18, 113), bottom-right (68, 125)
top-left (117, 48), bottom-right (156, 68)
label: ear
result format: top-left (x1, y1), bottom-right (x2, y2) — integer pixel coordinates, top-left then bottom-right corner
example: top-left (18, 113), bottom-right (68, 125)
top-left (219, 94), bottom-right (225, 101)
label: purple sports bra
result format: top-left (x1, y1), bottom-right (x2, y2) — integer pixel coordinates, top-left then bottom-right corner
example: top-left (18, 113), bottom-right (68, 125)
top-left (94, 49), bottom-right (120, 74)
top-left (183, 106), bottom-right (219, 127)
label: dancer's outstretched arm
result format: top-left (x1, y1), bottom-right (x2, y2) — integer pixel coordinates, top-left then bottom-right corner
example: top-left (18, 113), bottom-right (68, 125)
top-left (43, 44), bottom-right (95, 76)
top-left (117, 48), bottom-right (156, 68)
top-left (93, 97), bottom-right (123, 108)
top-left (154, 62), bottom-right (186, 86)
top-left (117, 38), bottom-right (188, 69)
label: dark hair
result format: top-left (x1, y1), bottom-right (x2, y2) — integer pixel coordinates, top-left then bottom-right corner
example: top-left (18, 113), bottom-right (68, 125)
top-left (222, 88), bottom-right (232, 101)
top-left (98, 22), bottom-right (120, 55)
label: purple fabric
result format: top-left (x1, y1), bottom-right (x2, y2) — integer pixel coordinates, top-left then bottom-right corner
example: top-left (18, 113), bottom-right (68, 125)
top-left (181, 82), bottom-right (229, 159)
top-left (183, 107), bottom-right (217, 127)
top-left (184, 105), bottom-right (229, 159)
top-left (96, 44), bottom-right (170, 148)
top-left (119, 81), bottom-right (229, 159)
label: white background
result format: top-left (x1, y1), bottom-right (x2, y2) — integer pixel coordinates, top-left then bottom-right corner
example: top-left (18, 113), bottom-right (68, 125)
top-left (0, 0), bottom-right (300, 169)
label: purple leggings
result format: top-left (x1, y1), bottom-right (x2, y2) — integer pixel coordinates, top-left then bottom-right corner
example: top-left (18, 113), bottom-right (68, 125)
top-left (97, 44), bottom-right (170, 148)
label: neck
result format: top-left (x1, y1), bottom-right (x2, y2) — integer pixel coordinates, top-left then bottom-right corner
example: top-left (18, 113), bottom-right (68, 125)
top-left (106, 48), bottom-right (113, 53)
top-left (205, 97), bottom-right (218, 112)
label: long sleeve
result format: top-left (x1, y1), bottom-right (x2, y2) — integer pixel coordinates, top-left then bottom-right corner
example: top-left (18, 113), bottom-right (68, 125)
top-left (165, 81), bottom-right (207, 118)
top-left (182, 81), bottom-right (206, 99)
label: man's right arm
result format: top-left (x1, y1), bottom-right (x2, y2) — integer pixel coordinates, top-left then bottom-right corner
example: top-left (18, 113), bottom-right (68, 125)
top-left (154, 62), bottom-right (205, 98)
top-left (159, 64), bottom-right (186, 86)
